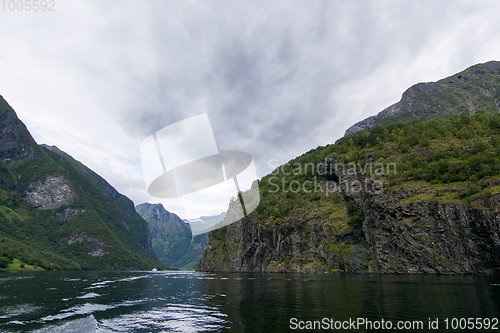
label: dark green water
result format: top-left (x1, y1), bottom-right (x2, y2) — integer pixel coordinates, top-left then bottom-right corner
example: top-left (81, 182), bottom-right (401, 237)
top-left (0, 271), bottom-right (499, 332)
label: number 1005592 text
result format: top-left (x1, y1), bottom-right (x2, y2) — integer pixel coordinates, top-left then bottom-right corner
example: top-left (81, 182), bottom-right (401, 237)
top-left (1, 0), bottom-right (55, 11)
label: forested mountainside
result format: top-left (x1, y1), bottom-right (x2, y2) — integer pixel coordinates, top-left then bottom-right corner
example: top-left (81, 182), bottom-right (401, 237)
top-left (0, 96), bottom-right (164, 270)
top-left (198, 62), bottom-right (500, 275)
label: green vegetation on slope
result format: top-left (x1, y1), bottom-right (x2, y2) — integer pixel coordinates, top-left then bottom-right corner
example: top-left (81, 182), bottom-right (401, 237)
top-left (0, 96), bottom-right (164, 271)
top-left (44, 145), bottom-right (156, 259)
top-left (344, 113), bottom-right (500, 187)
top-left (258, 112), bottom-right (500, 212)
top-left (202, 112), bottom-right (500, 273)
top-left (0, 149), bottom-right (164, 270)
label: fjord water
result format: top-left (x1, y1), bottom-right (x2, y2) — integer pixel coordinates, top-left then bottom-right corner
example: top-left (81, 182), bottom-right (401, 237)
top-left (0, 271), bottom-right (499, 332)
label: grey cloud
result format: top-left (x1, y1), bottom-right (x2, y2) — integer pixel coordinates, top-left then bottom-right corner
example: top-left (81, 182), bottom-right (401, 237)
top-left (3, 0), bottom-right (497, 214)
top-left (118, 0), bottom-right (500, 181)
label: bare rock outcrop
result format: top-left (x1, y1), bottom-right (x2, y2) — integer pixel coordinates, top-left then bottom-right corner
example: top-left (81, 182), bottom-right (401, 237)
top-left (24, 173), bottom-right (79, 210)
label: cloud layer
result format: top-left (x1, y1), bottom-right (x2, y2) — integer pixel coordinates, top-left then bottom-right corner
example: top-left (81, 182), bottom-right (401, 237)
top-left (1, 0), bottom-right (499, 217)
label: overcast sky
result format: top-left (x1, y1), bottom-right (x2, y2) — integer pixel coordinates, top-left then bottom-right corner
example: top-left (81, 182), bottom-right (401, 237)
top-left (1, 0), bottom-right (499, 218)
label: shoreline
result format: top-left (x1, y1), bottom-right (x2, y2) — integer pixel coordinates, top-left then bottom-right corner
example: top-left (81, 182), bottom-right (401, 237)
top-left (0, 268), bottom-right (45, 272)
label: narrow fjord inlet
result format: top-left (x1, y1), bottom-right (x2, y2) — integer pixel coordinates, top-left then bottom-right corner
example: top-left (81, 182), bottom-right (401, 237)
top-left (1, 3), bottom-right (500, 330)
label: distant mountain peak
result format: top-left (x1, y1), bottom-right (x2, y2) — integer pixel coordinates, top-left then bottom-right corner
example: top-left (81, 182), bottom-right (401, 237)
top-left (344, 60), bottom-right (500, 136)
top-left (136, 203), bottom-right (225, 270)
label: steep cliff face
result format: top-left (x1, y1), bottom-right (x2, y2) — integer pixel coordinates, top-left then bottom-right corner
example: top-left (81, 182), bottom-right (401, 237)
top-left (0, 95), bottom-right (163, 270)
top-left (345, 60), bottom-right (500, 136)
top-left (360, 188), bottom-right (500, 274)
top-left (198, 175), bottom-right (500, 275)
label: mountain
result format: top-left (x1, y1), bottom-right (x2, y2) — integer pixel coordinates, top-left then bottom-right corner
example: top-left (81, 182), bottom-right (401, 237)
top-left (0, 95), bottom-right (164, 270)
top-left (186, 212), bottom-right (227, 236)
top-left (136, 203), bottom-right (225, 270)
top-left (345, 60), bottom-right (500, 136)
top-left (42, 144), bottom-right (156, 258)
top-left (197, 61), bottom-right (500, 275)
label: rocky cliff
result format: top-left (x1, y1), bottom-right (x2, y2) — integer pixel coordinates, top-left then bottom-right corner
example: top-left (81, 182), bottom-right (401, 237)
top-left (198, 164), bottom-right (500, 275)
top-left (345, 60), bottom-right (500, 136)
top-left (198, 62), bottom-right (500, 275)
top-left (0, 95), bottom-right (163, 270)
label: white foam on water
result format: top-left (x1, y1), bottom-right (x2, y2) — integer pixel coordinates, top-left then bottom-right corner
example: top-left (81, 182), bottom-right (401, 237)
top-left (31, 315), bottom-right (116, 333)
top-left (77, 292), bottom-right (101, 299)
top-left (99, 304), bottom-right (227, 333)
top-left (86, 280), bottom-right (116, 290)
top-left (40, 303), bottom-right (114, 322)
top-left (86, 275), bottom-right (152, 290)
top-left (0, 271), bottom-right (230, 332)
top-left (0, 275), bottom-right (34, 284)
top-left (0, 303), bottom-right (44, 319)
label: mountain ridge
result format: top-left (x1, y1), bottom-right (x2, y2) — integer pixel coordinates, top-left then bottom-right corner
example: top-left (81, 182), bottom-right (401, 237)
top-left (345, 60), bottom-right (500, 136)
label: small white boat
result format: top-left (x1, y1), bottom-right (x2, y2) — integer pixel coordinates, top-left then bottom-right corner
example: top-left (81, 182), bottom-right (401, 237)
top-left (152, 267), bottom-right (157, 272)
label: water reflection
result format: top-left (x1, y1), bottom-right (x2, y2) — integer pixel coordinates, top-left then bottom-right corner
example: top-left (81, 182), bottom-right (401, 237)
top-left (200, 274), bottom-right (500, 332)
top-left (0, 271), bottom-right (498, 332)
